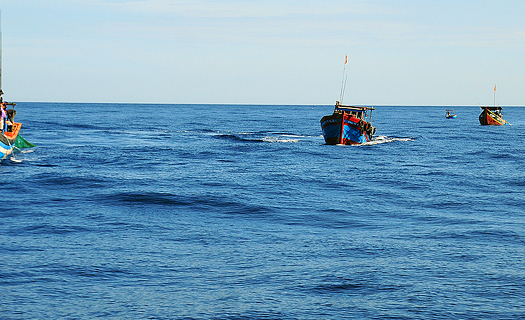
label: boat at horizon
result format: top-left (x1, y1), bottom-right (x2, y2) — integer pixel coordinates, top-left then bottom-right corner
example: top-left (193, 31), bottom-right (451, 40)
top-left (479, 106), bottom-right (509, 126)
top-left (479, 85), bottom-right (509, 125)
top-left (445, 109), bottom-right (457, 119)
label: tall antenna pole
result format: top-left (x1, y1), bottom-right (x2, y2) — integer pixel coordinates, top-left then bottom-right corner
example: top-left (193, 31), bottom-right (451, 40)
top-left (341, 75), bottom-right (347, 103)
top-left (339, 55), bottom-right (347, 103)
top-left (493, 84), bottom-right (496, 107)
top-left (0, 10), bottom-right (3, 100)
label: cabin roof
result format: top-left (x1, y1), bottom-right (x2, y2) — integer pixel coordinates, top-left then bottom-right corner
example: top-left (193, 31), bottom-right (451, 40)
top-left (481, 106), bottom-right (502, 111)
top-left (335, 105), bottom-right (375, 112)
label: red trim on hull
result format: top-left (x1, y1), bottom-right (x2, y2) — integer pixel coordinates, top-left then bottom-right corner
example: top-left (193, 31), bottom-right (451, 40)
top-left (341, 139), bottom-right (360, 145)
top-left (4, 122), bottom-right (21, 140)
top-left (479, 108), bottom-right (506, 125)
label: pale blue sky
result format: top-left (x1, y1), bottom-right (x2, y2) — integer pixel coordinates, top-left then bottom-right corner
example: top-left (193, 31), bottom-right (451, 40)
top-left (2, 0), bottom-right (525, 105)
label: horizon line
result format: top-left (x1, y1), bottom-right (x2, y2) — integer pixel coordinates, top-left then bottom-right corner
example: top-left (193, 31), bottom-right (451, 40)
top-left (8, 101), bottom-right (525, 107)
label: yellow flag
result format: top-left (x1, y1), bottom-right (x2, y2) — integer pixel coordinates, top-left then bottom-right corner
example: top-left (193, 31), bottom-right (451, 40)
top-left (494, 84), bottom-right (496, 92)
top-left (345, 55), bottom-right (347, 64)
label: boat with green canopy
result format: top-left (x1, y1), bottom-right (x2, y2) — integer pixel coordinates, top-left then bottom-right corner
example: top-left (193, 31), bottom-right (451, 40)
top-left (0, 11), bottom-right (34, 160)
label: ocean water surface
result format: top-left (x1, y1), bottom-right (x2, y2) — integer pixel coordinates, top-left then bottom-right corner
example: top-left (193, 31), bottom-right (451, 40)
top-left (1, 103), bottom-right (524, 319)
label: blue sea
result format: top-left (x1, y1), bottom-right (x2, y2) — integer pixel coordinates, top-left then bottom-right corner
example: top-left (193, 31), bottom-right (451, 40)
top-left (2, 103), bottom-right (525, 319)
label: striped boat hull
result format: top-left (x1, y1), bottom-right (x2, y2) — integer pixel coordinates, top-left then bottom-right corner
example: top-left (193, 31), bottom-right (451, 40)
top-left (0, 122), bottom-right (21, 159)
top-left (320, 113), bottom-right (371, 145)
top-left (479, 107), bottom-right (509, 126)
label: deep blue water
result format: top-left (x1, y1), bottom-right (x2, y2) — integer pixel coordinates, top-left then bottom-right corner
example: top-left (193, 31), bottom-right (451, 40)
top-left (2, 103), bottom-right (525, 319)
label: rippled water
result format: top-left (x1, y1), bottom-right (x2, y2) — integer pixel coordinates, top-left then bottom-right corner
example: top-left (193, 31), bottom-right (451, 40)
top-left (2, 103), bottom-right (525, 319)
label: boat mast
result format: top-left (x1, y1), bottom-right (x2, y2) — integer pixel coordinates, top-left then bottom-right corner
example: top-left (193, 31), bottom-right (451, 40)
top-left (0, 10), bottom-right (3, 101)
top-left (339, 55), bottom-right (347, 103)
top-left (493, 84), bottom-right (496, 107)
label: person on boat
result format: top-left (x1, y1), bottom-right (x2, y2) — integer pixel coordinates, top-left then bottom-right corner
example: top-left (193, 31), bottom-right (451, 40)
top-left (0, 103), bottom-right (7, 133)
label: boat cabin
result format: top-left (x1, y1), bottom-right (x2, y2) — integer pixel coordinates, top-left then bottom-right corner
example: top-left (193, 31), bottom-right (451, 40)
top-left (334, 101), bottom-right (374, 121)
top-left (482, 106), bottom-right (502, 115)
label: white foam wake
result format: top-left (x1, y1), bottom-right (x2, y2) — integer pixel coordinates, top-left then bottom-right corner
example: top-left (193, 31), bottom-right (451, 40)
top-left (262, 136), bottom-right (299, 143)
top-left (361, 135), bottom-right (415, 146)
top-left (9, 156), bottom-right (23, 163)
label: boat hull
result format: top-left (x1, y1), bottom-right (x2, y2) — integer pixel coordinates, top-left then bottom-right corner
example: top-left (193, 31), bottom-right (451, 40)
top-left (321, 113), bottom-right (372, 145)
top-left (0, 122), bottom-right (21, 159)
top-left (479, 107), bottom-right (508, 125)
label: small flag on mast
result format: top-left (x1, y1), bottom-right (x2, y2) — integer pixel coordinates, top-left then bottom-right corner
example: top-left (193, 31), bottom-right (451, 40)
top-left (345, 55), bottom-right (347, 64)
top-left (494, 84), bottom-right (496, 92)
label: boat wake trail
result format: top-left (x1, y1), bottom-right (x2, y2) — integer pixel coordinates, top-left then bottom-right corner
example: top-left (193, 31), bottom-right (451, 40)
top-left (214, 133), bottom-right (263, 143)
top-left (361, 135), bottom-right (415, 145)
top-left (213, 131), bottom-right (307, 143)
top-left (262, 136), bottom-right (300, 143)
top-left (9, 156), bottom-right (23, 163)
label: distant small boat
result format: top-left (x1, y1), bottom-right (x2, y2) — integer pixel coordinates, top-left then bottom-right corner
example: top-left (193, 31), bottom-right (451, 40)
top-left (445, 109), bottom-right (457, 119)
top-left (320, 101), bottom-right (376, 145)
top-left (479, 106), bottom-right (509, 126)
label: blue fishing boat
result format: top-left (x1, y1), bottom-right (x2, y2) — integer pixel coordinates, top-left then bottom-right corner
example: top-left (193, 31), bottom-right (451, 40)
top-left (320, 101), bottom-right (376, 145)
top-left (445, 109), bottom-right (457, 119)
top-left (320, 55), bottom-right (376, 145)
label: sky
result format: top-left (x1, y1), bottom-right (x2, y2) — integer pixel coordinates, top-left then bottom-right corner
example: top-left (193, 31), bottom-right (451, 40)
top-left (1, 0), bottom-right (525, 105)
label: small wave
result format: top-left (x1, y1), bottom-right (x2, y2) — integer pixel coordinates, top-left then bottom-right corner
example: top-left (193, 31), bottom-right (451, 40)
top-left (16, 224), bottom-right (92, 235)
top-left (490, 152), bottom-right (518, 160)
top-left (101, 192), bottom-right (271, 215)
top-left (509, 179), bottom-right (525, 187)
top-left (312, 282), bottom-right (365, 293)
top-left (107, 192), bottom-right (193, 206)
top-left (214, 134), bottom-right (264, 143)
top-left (308, 277), bottom-right (402, 295)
